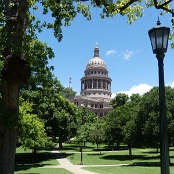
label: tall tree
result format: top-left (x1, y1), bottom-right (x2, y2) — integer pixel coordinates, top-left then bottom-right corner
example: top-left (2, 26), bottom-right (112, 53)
top-left (18, 98), bottom-right (50, 158)
top-left (88, 121), bottom-right (105, 150)
top-left (104, 107), bottom-right (124, 150)
top-left (110, 93), bottom-right (129, 109)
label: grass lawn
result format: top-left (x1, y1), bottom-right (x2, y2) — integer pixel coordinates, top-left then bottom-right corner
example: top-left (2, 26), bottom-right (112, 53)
top-left (62, 141), bottom-right (174, 166)
top-left (15, 142), bottom-right (174, 174)
top-left (15, 168), bottom-right (73, 174)
top-left (15, 147), bottom-right (59, 169)
top-left (83, 166), bottom-right (174, 174)
top-left (65, 148), bottom-right (162, 165)
top-left (61, 141), bottom-right (111, 153)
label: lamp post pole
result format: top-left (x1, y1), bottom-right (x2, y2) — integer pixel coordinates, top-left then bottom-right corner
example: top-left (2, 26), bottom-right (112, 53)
top-left (157, 52), bottom-right (170, 174)
top-left (79, 136), bottom-right (83, 165)
top-left (80, 147), bottom-right (83, 165)
top-left (148, 19), bottom-right (170, 174)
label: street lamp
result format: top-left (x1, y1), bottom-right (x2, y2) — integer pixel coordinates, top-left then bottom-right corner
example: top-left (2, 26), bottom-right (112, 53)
top-left (148, 19), bottom-right (170, 174)
top-left (79, 136), bottom-right (83, 165)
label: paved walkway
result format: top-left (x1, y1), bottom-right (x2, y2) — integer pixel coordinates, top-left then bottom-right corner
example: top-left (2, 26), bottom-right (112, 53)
top-left (47, 148), bottom-right (97, 174)
top-left (40, 147), bottom-right (129, 174)
top-left (40, 140), bottom-right (129, 174)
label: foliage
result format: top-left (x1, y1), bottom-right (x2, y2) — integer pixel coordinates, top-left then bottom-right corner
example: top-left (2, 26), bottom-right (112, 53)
top-left (104, 107), bottom-right (124, 149)
top-left (76, 123), bottom-right (91, 144)
top-left (88, 121), bottom-right (105, 149)
top-left (76, 106), bottom-right (97, 126)
top-left (62, 87), bottom-right (77, 99)
top-left (110, 93), bottom-right (129, 109)
top-left (18, 98), bottom-right (51, 151)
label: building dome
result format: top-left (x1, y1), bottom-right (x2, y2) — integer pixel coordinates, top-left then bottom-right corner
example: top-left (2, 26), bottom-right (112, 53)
top-left (86, 44), bottom-right (107, 70)
top-left (87, 57), bottom-right (106, 69)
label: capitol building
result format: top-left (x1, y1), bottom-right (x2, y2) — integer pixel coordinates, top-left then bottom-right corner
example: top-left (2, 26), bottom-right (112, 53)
top-left (70, 44), bottom-right (112, 119)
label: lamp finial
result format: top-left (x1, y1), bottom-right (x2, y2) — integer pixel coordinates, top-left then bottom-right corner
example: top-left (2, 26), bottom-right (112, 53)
top-left (157, 17), bottom-right (161, 25)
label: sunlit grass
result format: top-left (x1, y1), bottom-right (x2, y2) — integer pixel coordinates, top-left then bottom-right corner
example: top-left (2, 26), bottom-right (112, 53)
top-left (83, 166), bottom-right (164, 174)
top-left (15, 168), bottom-right (73, 174)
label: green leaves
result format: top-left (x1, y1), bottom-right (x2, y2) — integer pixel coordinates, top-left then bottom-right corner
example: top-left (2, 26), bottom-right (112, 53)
top-left (18, 97), bottom-right (50, 150)
top-left (110, 93), bottom-right (129, 109)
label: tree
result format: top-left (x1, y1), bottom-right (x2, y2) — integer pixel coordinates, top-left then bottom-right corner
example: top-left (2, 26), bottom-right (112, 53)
top-left (76, 123), bottom-right (91, 147)
top-left (18, 98), bottom-right (51, 158)
top-left (76, 107), bottom-right (97, 126)
top-left (88, 121), bottom-right (105, 151)
top-left (110, 93), bottom-right (129, 109)
top-left (137, 87), bottom-right (160, 149)
top-left (105, 93), bottom-right (141, 154)
top-left (0, 0), bottom-right (174, 173)
top-left (76, 107), bottom-right (97, 147)
top-left (139, 87), bottom-right (174, 151)
top-left (49, 95), bottom-right (77, 148)
top-left (104, 107), bottom-right (124, 150)
top-left (121, 95), bottom-right (141, 157)
top-left (62, 87), bottom-right (77, 99)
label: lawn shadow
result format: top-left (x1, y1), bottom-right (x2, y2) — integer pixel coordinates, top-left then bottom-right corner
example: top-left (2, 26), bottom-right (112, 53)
top-left (127, 161), bottom-right (160, 167)
top-left (87, 153), bottom-right (105, 156)
top-left (15, 148), bottom-right (58, 172)
top-left (61, 145), bottom-right (94, 151)
top-left (142, 150), bottom-right (159, 154)
top-left (101, 154), bottom-right (160, 161)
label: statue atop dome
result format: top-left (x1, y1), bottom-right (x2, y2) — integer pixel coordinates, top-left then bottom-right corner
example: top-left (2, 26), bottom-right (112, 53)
top-left (96, 42), bottom-right (98, 48)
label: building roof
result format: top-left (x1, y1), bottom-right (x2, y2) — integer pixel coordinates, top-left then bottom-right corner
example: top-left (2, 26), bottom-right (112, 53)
top-left (86, 44), bottom-right (106, 70)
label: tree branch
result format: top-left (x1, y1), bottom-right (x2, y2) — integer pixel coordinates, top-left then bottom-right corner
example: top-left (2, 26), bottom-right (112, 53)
top-left (103, 0), bottom-right (139, 12)
top-left (153, 0), bottom-right (173, 14)
top-left (119, 0), bottom-right (138, 12)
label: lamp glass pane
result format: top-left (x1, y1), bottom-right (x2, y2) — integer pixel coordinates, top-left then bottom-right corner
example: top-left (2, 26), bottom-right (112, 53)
top-left (156, 29), bottom-right (163, 49)
top-left (163, 29), bottom-right (169, 49)
top-left (149, 31), bottom-right (156, 50)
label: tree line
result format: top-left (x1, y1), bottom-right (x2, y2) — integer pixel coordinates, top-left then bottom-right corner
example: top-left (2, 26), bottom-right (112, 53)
top-left (77, 88), bottom-right (174, 158)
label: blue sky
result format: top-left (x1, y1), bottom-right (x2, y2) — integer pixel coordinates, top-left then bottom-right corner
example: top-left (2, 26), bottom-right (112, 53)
top-left (36, 2), bottom-right (174, 98)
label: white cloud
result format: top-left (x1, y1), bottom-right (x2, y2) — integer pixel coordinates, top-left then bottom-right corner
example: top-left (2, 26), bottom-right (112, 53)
top-left (111, 83), bottom-right (153, 98)
top-left (171, 82), bottom-right (174, 88)
top-left (106, 49), bottom-right (117, 56)
top-left (123, 50), bottom-right (134, 60)
top-left (167, 82), bottom-right (174, 88)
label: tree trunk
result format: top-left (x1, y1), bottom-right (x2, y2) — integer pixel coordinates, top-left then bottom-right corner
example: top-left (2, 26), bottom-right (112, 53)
top-left (116, 141), bottom-right (120, 150)
top-left (0, 81), bottom-right (19, 174)
top-left (59, 139), bottom-right (63, 149)
top-left (97, 143), bottom-right (98, 150)
top-left (33, 148), bottom-right (37, 159)
top-left (83, 141), bottom-right (86, 147)
top-left (129, 145), bottom-right (132, 158)
top-left (0, 1), bottom-right (28, 173)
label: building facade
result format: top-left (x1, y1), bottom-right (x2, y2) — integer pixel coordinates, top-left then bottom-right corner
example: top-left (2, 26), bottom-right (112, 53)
top-left (71, 44), bottom-right (112, 119)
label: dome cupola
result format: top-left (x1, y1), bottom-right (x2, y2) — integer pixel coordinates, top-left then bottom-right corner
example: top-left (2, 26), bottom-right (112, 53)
top-left (86, 43), bottom-right (106, 70)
